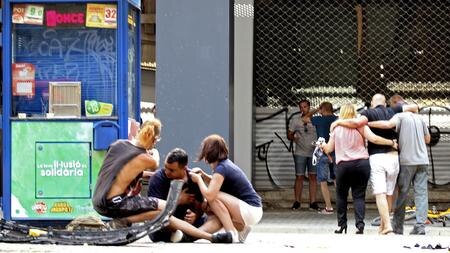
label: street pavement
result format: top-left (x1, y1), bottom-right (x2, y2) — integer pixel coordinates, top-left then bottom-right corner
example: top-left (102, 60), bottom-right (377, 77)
top-left (256, 208), bottom-right (450, 236)
top-left (1, 207), bottom-right (450, 252)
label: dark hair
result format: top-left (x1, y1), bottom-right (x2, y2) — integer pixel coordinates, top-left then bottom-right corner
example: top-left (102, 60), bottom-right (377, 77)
top-left (166, 148), bottom-right (188, 167)
top-left (389, 94), bottom-right (406, 107)
top-left (298, 99), bottom-right (310, 107)
top-left (197, 134), bottom-right (229, 163)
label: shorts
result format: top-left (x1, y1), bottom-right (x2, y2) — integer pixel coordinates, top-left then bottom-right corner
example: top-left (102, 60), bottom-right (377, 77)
top-left (369, 152), bottom-right (400, 195)
top-left (239, 200), bottom-right (263, 226)
top-left (102, 195), bottom-right (159, 218)
top-left (294, 155), bottom-right (316, 176)
top-left (316, 153), bottom-right (335, 182)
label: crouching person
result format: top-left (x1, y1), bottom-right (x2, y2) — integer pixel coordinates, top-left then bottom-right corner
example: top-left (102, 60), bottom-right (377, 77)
top-left (92, 119), bottom-right (232, 243)
top-left (190, 134), bottom-right (263, 243)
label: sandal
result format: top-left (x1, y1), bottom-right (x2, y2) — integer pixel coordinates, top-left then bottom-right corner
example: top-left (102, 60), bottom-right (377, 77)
top-left (318, 208), bottom-right (334, 214)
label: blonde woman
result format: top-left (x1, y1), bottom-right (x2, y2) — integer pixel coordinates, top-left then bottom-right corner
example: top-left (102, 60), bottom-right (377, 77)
top-left (320, 104), bottom-right (397, 234)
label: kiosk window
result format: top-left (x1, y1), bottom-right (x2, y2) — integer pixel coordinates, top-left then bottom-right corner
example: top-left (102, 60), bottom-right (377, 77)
top-left (11, 3), bottom-right (117, 118)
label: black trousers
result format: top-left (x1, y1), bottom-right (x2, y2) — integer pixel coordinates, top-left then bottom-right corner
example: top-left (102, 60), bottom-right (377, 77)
top-left (335, 159), bottom-right (370, 230)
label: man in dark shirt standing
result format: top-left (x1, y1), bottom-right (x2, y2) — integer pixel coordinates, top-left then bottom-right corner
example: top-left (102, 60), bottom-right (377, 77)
top-left (331, 94), bottom-right (418, 234)
top-left (147, 148), bottom-right (208, 242)
top-left (311, 102), bottom-right (338, 214)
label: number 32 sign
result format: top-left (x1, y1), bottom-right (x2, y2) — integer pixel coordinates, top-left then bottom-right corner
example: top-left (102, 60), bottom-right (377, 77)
top-left (86, 4), bottom-right (117, 29)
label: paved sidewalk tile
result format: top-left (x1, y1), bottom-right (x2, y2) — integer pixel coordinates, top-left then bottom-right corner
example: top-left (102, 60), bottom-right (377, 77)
top-left (254, 208), bottom-right (450, 236)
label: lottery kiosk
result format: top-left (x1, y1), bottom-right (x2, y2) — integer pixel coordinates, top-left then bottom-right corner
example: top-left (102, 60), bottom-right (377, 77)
top-left (1, 0), bottom-right (142, 221)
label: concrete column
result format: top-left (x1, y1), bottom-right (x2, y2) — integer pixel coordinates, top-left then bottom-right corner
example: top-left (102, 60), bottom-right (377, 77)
top-left (156, 0), bottom-right (232, 170)
top-left (233, 0), bottom-right (254, 179)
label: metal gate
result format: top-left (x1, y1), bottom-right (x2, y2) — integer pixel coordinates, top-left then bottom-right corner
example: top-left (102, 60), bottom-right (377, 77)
top-left (253, 0), bottom-right (450, 190)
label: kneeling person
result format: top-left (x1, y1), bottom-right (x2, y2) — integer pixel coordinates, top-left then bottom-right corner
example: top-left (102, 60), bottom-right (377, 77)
top-left (92, 119), bottom-right (232, 243)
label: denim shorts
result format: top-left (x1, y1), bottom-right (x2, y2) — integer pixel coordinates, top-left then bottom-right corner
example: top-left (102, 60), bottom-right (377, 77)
top-left (316, 153), bottom-right (336, 182)
top-left (294, 155), bottom-right (316, 176)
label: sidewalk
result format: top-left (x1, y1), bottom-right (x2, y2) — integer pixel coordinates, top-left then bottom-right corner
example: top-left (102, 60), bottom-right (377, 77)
top-left (1, 206), bottom-right (449, 236)
top-left (1, 206), bottom-right (450, 253)
top-left (255, 208), bottom-right (450, 236)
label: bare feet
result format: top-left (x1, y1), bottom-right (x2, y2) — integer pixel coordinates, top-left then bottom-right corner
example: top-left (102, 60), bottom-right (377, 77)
top-left (380, 228), bottom-right (394, 235)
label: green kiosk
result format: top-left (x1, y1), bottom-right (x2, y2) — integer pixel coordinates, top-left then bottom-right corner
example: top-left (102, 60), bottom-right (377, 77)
top-left (1, 0), bottom-right (142, 221)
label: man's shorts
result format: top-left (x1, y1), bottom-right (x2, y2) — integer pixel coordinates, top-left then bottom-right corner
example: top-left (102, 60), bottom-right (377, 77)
top-left (103, 195), bottom-right (159, 218)
top-left (369, 152), bottom-right (399, 195)
top-left (316, 154), bottom-right (334, 182)
top-left (294, 155), bottom-right (316, 176)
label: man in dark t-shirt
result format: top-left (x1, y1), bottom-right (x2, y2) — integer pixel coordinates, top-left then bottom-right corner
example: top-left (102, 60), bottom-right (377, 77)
top-left (147, 148), bottom-right (206, 242)
top-left (311, 102), bottom-right (338, 214)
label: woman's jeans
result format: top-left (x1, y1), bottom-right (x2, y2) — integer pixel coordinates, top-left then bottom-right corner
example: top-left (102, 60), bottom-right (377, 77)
top-left (335, 159), bottom-right (370, 230)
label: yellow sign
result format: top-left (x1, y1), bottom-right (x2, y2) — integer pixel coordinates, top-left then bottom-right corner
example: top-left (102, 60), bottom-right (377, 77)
top-left (86, 4), bottom-right (117, 29)
top-left (50, 202), bottom-right (73, 213)
top-left (128, 14), bottom-right (136, 27)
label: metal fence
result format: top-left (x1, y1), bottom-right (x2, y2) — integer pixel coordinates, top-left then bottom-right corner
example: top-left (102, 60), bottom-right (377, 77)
top-left (253, 0), bottom-right (450, 190)
top-left (254, 0), bottom-right (450, 108)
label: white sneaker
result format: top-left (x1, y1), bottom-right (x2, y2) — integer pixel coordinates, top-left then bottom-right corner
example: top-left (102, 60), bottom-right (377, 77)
top-left (170, 230), bottom-right (183, 242)
top-left (238, 226), bottom-right (251, 243)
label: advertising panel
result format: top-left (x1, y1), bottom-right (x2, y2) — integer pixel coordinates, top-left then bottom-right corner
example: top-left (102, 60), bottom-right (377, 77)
top-left (12, 63), bottom-right (36, 96)
top-left (11, 122), bottom-right (105, 219)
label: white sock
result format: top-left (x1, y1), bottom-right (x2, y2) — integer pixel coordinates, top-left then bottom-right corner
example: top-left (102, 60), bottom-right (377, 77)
top-left (231, 230), bottom-right (239, 243)
top-left (170, 230), bottom-right (183, 243)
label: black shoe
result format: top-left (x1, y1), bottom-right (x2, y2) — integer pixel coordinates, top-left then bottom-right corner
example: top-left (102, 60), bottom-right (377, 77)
top-left (211, 232), bottom-right (233, 243)
top-left (409, 226), bottom-right (425, 235)
top-left (356, 228), bottom-right (364, 234)
top-left (334, 225), bottom-right (347, 234)
top-left (181, 233), bottom-right (195, 242)
top-left (291, 201), bottom-right (300, 210)
top-left (392, 222), bottom-right (403, 235)
top-left (309, 202), bottom-right (320, 211)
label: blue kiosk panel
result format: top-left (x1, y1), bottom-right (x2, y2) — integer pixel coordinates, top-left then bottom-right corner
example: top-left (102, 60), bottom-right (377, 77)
top-left (1, 0), bottom-right (141, 221)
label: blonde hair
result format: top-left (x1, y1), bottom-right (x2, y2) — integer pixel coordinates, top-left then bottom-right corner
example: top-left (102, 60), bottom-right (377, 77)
top-left (339, 103), bottom-right (356, 119)
top-left (137, 118), bottom-right (161, 149)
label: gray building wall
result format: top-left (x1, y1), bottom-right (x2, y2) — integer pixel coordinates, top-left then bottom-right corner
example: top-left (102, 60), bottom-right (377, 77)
top-left (156, 0), bottom-right (232, 170)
